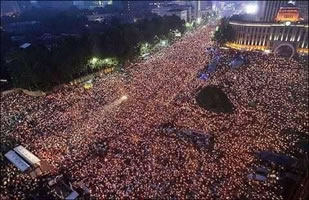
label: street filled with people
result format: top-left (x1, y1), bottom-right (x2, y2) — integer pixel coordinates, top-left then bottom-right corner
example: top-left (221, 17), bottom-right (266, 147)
top-left (1, 25), bottom-right (308, 199)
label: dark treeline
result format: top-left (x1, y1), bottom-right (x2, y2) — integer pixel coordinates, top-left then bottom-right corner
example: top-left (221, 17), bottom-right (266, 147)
top-left (2, 15), bottom-right (185, 91)
top-left (213, 17), bottom-right (235, 46)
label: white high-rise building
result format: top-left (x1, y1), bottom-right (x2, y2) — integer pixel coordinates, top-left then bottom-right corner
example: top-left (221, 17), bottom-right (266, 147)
top-left (256, 1), bottom-right (289, 21)
top-left (195, 0), bottom-right (201, 19)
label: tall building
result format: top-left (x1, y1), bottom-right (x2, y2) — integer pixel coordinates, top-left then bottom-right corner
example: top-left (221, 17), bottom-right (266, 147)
top-left (152, 6), bottom-right (189, 22)
top-left (193, 0), bottom-right (201, 19)
top-left (256, 1), bottom-right (289, 21)
top-left (192, 0), bottom-right (213, 21)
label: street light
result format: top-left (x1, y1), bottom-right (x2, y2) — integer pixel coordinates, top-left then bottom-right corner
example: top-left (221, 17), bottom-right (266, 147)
top-left (174, 29), bottom-right (181, 37)
top-left (103, 58), bottom-right (111, 64)
top-left (161, 40), bottom-right (167, 46)
top-left (285, 21), bottom-right (291, 26)
top-left (197, 17), bottom-right (202, 24)
top-left (185, 22), bottom-right (192, 28)
top-left (90, 57), bottom-right (98, 65)
top-left (175, 32), bottom-right (181, 37)
top-left (140, 42), bottom-right (150, 57)
top-left (264, 50), bottom-right (271, 54)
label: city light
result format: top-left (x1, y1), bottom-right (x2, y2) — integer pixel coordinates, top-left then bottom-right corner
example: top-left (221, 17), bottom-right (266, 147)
top-left (140, 42), bottom-right (150, 57)
top-left (175, 32), bottom-right (181, 37)
top-left (140, 42), bottom-right (149, 50)
top-left (103, 58), bottom-right (111, 64)
top-left (90, 57), bottom-right (98, 65)
top-left (264, 50), bottom-right (271, 54)
top-left (197, 17), bottom-right (202, 24)
top-left (174, 30), bottom-right (181, 37)
top-left (185, 22), bottom-right (193, 28)
top-left (89, 57), bottom-right (118, 69)
top-left (83, 79), bottom-right (93, 89)
top-left (245, 4), bottom-right (258, 14)
top-left (160, 40), bottom-right (167, 46)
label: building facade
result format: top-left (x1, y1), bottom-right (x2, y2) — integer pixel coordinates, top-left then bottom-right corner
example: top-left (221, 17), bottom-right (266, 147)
top-left (275, 5), bottom-right (300, 22)
top-left (152, 7), bottom-right (188, 22)
top-left (228, 1), bottom-right (308, 56)
top-left (229, 21), bottom-right (308, 54)
top-left (151, 2), bottom-right (193, 22)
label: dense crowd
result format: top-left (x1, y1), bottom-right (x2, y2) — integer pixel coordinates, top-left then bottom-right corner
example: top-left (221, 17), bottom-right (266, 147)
top-left (1, 25), bottom-right (308, 199)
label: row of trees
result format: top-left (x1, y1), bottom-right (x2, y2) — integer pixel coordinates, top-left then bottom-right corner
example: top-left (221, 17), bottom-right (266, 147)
top-left (93, 15), bottom-right (185, 61)
top-left (3, 15), bottom-right (186, 91)
top-left (6, 35), bottom-right (91, 90)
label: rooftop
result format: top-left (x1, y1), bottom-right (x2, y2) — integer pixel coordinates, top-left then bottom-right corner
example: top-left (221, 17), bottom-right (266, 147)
top-left (19, 43), bottom-right (31, 49)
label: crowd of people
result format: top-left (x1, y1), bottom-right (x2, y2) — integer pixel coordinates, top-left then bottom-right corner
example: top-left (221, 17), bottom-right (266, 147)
top-left (1, 24), bottom-right (308, 199)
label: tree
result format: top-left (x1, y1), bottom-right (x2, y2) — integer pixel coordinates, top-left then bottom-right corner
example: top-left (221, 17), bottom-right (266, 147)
top-left (4, 14), bottom-right (186, 91)
top-left (51, 35), bottom-right (92, 82)
top-left (0, 59), bottom-right (10, 81)
top-left (121, 24), bottom-right (144, 59)
top-left (213, 17), bottom-right (235, 46)
top-left (8, 45), bottom-right (53, 90)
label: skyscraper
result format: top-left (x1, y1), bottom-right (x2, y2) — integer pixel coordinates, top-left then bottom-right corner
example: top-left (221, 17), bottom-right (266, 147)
top-left (256, 1), bottom-right (289, 21)
top-left (193, 0), bottom-right (201, 19)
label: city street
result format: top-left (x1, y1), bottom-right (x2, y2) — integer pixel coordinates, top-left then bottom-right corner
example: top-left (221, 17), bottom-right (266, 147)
top-left (1, 24), bottom-right (308, 199)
